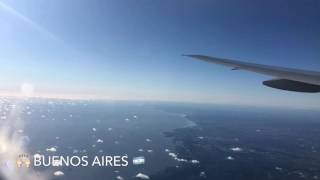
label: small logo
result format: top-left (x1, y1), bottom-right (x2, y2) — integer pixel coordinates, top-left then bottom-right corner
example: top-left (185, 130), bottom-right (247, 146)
top-left (16, 154), bottom-right (31, 168)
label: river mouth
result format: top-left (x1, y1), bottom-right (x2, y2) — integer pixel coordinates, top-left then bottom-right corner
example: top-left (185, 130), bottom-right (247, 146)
top-left (151, 104), bottom-right (320, 180)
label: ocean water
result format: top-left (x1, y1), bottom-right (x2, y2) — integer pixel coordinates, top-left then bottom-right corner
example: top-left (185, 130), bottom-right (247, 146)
top-left (153, 103), bottom-right (320, 180)
top-left (0, 98), bottom-right (192, 180)
top-left (1, 99), bottom-right (319, 180)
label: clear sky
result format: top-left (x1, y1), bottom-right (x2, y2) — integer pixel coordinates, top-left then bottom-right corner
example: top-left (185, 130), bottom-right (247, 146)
top-left (0, 0), bottom-right (319, 108)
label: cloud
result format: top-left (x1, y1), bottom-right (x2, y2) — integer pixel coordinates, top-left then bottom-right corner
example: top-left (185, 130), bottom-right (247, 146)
top-left (132, 156), bottom-right (145, 165)
top-left (116, 175), bottom-right (124, 180)
top-left (135, 173), bottom-right (150, 179)
top-left (190, 160), bottom-right (200, 164)
top-left (46, 147), bottom-right (57, 152)
top-left (96, 139), bottom-right (103, 143)
top-left (226, 156), bottom-right (234, 160)
top-left (53, 171), bottom-right (64, 176)
top-left (168, 152), bottom-right (187, 162)
top-left (230, 147), bottom-right (243, 152)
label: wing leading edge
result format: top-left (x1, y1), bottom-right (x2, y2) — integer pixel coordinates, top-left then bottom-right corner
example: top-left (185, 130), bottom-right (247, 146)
top-left (184, 54), bottom-right (320, 93)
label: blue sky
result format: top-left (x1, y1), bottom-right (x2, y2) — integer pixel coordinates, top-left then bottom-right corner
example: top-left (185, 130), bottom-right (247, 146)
top-left (0, 0), bottom-right (319, 108)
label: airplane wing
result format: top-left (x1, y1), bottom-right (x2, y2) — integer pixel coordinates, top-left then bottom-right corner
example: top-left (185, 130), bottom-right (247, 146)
top-left (184, 54), bottom-right (320, 93)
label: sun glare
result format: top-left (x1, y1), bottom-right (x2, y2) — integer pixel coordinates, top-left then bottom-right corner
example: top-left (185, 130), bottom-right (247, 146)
top-left (20, 83), bottom-right (34, 97)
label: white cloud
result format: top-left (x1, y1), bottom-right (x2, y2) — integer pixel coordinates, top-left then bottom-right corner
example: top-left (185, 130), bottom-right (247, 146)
top-left (168, 152), bottom-right (177, 158)
top-left (200, 171), bottom-right (206, 178)
top-left (116, 175), bottom-right (124, 180)
top-left (46, 147), bottom-right (57, 152)
top-left (133, 156), bottom-right (145, 165)
top-left (230, 147), bottom-right (243, 152)
top-left (53, 171), bottom-right (64, 176)
top-left (135, 173), bottom-right (150, 179)
top-left (190, 160), bottom-right (200, 164)
top-left (168, 152), bottom-right (188, 162)
top-left (226, 156), bottom-right (234, 160)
